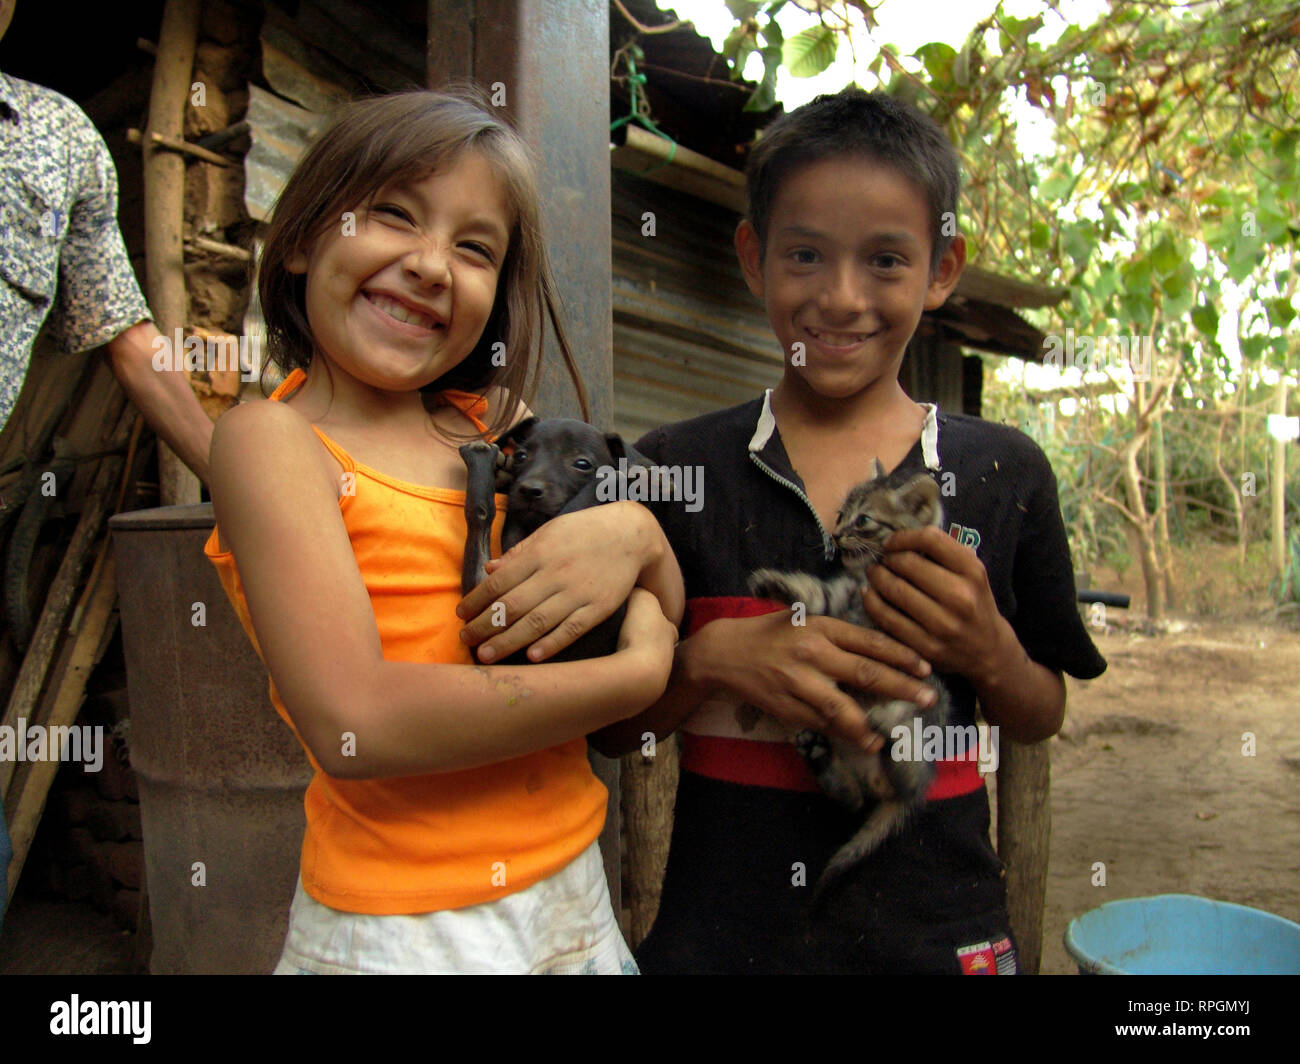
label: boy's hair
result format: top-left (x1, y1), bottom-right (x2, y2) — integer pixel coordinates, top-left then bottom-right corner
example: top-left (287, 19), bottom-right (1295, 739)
top-left (258, 89), bottom-right (588, 434)
top-left (744, 88), bottom-right (961, 273)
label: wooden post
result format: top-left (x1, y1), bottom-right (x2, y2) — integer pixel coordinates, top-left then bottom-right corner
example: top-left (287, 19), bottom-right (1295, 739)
top-left (426, 0), bottom-right (621, 914)
top-left (997, 739), bottom-right (1050, 975)
top-left (142, 0), bottom-right (201, 505)
top-left (621, 735), bottom-right (678, 947)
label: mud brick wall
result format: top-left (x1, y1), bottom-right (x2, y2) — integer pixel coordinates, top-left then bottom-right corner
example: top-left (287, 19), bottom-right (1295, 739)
top-left (24, 656), bottom-right (142, 931)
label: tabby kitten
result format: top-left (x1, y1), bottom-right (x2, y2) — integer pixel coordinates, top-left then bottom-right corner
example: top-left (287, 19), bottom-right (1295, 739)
top-left (747, 460), bottom-right (951, 898)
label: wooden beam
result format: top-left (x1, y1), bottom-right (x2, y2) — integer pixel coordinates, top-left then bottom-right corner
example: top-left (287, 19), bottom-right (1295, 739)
top-left (0, 407), bottom-right (135, 797)
top-left (610, 124), bottom-right (746, 215)
top-left (142, 0), bottom-right (201, 506)
top-left (5, 555), bottom-right (120, 904)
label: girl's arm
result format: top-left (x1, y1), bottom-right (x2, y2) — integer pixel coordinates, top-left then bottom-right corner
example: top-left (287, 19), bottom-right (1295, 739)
top-left (209, 400), bottom-right (677, 781)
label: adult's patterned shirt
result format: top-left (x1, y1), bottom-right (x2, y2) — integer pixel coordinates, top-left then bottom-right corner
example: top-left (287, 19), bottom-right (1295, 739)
top-left (0, 71), bottom-right (151, 432)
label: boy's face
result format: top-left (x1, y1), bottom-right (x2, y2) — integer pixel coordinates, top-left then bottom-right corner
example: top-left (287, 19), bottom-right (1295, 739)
top-left (737, 156), bottom-right (963, 403)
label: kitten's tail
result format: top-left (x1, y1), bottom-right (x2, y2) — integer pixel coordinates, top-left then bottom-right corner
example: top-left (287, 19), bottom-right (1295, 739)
top-left (812, 799), bottom-right (910, 905)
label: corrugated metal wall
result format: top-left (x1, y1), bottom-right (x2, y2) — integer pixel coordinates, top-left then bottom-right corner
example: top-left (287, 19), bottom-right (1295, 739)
top-left (611, 170), bottom-right (781, 440)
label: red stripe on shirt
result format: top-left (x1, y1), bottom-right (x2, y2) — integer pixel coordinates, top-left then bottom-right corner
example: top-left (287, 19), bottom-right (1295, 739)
top-left (685, 595), bottom-right (785, 635)
top-left (680, 597), bottom-right (984, 799)
top-left (681, 733), bottom-right (985, 799)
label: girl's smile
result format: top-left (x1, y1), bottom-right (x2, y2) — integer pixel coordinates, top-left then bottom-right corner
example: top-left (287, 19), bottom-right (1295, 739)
top-left (287, 150), bottom-right (511, 405)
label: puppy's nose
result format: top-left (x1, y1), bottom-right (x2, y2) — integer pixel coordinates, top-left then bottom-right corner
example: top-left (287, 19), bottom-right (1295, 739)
top-left (516, 482), bottom-right (545, 500)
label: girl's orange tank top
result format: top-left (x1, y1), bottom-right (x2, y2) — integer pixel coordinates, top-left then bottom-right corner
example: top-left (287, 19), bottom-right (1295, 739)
top-left (203, 369), bottom-right (607, 915)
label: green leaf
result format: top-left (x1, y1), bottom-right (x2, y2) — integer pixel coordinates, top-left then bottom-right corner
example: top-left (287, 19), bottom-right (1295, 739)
top-left (1267, 297), bottom-right (1297, 329)
top-left (1162, 280), bottom-right (1194, 319)
top-left (1191, 304), bottom-right (1219, 337)
top-left (722, 22), bottom-right (759, 75)
top-left (1241, 334), bottom-right (1268, 362)
top-left (760, 19), bottom-right (784, 47)
top-left (1093, 263), bottom-right (1119, 301)
top-left (783, 24), bottom-right (838, 78)
top-left (724, 0), bottom-right (763, 18)
top-left (1122, 291), bottom-right (1154, 330)
top-left (915, 42), bottom-right (957, 86)
top-left (1030, 220), bottom-right (1051, 249)
top-left (954, 39), bottom-right (974, 86)
top-left (1039, 171), bottom-right (1073, 201)
top-left (1151, 236), bottom-right (1181, 277)
top-left (744, 45), bottom-right (782, 112)
top-left (1121, 255), bottom-right (1153, 295)
top-left (1226, 240), bottom-right (1259, 283)
top-left (1063, 224), bottom-right (1093, 267)
top-left (1271, 129), bottom-right (1299, 161)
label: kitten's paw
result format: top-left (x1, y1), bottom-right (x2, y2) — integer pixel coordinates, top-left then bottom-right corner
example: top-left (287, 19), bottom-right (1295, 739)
top-left (794, 729), bottom-right (832, 769)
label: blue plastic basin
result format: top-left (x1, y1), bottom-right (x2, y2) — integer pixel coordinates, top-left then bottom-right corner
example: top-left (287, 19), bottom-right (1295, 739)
top-left (1064, 894), bottom-right (1300, 974)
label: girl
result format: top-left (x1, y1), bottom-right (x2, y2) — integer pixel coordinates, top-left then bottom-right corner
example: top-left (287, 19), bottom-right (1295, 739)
top-left (204, 91), bottom-right (681, 974)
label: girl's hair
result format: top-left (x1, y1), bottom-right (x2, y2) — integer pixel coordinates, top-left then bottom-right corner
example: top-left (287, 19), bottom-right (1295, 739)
top-left (257, 89), bottom-right (589, 435)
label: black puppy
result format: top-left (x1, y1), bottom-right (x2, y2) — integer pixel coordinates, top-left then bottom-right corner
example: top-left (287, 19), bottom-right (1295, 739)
top-left (459, 417), bottom-right (652, 665)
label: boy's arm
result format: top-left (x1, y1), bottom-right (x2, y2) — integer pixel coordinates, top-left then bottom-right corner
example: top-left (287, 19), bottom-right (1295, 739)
top-left (863, 527), bottom-right (1065, 742)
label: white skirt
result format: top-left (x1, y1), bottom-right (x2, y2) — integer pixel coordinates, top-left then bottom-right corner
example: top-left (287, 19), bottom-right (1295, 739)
top-left (271, 839), bottom-right (637, 974)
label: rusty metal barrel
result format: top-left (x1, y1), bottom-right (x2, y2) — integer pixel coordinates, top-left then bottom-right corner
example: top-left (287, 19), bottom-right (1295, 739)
top-left (109, 503), bottom-right (309, 974)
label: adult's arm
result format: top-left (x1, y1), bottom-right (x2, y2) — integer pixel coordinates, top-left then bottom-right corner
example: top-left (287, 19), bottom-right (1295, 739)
top-left (106, 320), bottom-right (214, 486)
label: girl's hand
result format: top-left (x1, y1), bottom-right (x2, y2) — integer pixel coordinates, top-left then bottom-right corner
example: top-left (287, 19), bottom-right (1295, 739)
top-left (456, 501), bottom-right (683, 663)
top-left (614, 587), bottom-right (678, 702)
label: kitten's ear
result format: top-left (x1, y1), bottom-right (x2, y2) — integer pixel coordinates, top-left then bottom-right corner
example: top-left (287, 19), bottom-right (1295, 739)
top-left (902, 475), bottom-right (943, 523)
top-left (871, 457), bottom-right (887, 480)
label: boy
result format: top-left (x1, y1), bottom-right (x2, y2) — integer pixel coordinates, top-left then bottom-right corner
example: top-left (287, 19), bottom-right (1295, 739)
top-left (594, 88), bottom-right (1107, 974)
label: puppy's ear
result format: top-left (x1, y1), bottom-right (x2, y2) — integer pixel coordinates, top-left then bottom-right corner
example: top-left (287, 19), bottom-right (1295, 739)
top-left (605, 433), bottom-right (655, 469)
top-left (497, 416), bottom-right (537, 451)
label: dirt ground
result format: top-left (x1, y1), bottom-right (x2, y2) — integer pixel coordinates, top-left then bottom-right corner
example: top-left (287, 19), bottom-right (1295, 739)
top-left (1036, 585), bottom-right (1300, 972)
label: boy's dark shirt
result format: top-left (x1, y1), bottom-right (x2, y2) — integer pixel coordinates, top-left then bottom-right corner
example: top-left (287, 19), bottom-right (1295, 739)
top-left (633, 394), bottom-right (1106, 974)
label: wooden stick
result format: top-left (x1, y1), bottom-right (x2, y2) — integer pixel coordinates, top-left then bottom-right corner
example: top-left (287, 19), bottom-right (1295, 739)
top-left (128, 127), bottom-right (239, 169)
top-left (5, 554), bottom-right (120, 904)
top-left (70, 417), bottom-right (143, 636)
top-left (0, 408), bottom-right (135, 798)
top-left (184, 235), bottom-right (251, 262)
top-left (142, 0), bottom-right (201, 507)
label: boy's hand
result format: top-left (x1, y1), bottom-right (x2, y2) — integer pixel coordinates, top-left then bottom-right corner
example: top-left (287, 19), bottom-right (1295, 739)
top-left (863, 526), bottom-right (1016, 689)
top-left (688, 611), bottom-right (937, 753)
top-left (457, 502), bottom-right (682, 663)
